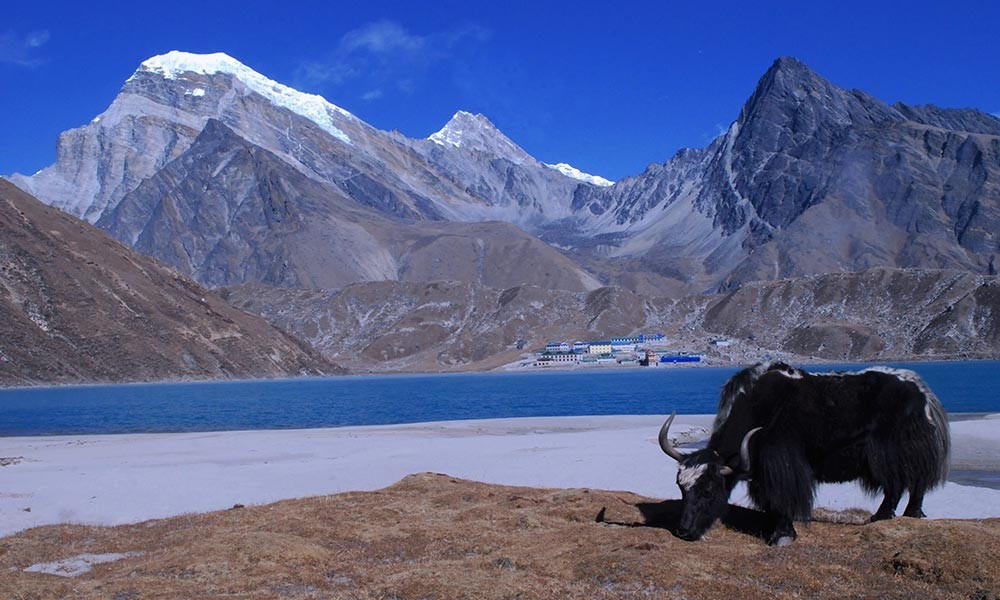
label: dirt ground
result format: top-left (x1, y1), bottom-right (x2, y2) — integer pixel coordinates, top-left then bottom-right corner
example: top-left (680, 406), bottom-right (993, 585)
top-left (1, 473), bottom-right (997, 599)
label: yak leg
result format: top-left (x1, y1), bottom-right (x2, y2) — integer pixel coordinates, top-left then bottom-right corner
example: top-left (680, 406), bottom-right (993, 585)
top-left (903, 486), bottom-right (927, 518)
top-left (747, 436), bottom-right (813, 546)
top-left (767, 516), bottom-right (797, 547)
top-left (871, 487), bottom-right (903, 522)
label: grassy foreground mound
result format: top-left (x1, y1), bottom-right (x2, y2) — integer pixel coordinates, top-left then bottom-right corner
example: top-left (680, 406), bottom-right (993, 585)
top-left (1, 473), bottom-right (997, 599)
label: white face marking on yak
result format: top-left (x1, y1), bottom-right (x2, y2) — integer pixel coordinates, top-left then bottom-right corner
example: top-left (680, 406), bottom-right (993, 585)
top-left (677, 464), bottom-right (708, 491)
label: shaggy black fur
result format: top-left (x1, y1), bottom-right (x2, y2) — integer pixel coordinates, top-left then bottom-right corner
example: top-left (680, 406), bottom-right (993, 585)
top-left (670, 362), bottom-right (950, 545)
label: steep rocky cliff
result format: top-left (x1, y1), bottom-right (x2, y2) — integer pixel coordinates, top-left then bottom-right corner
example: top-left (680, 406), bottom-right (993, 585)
top-left (569, 57), bottom-right (1000, 291)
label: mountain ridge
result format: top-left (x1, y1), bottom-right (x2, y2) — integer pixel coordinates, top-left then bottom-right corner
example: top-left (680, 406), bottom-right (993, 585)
top-left (7, 52), bottom-right (1000, 296)
top-left (97, 118), bottom-right (601, 292)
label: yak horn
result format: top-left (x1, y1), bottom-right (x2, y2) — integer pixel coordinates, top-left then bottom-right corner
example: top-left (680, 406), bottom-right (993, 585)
top-left (740, 427), bottom-right (763, 472)
top-left (658, 412), bottom-right (686, 461)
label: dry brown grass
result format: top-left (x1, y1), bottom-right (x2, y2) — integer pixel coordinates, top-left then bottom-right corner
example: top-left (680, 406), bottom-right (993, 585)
top-left (1, 473), bottom-right (997, 599)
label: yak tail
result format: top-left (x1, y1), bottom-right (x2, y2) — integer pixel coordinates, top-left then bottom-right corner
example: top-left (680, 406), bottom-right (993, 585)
top-left (923, 382), bottom-right (951, 487)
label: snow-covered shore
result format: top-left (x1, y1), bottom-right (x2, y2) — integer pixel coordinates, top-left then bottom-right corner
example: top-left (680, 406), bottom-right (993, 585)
top-left (1, 414), bottom-right (998, 538)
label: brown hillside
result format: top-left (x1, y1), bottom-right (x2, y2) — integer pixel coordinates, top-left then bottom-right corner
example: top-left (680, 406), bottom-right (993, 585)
top-left (1, 474), bottom-right (996, 599)
top-left (0, 180), bottom-right (338, 386)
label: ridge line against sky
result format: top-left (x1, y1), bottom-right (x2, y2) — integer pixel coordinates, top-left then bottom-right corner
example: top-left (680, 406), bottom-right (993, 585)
top-left (1, 0), bottom-right (999, 182)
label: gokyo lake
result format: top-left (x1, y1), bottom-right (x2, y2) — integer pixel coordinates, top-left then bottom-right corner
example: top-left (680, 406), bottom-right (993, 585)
top-left (2, 361), bottom-right (998, 436)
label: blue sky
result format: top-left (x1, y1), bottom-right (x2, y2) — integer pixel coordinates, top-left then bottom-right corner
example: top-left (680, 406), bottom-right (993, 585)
top-left (2, 0), bottom-right (998, 181)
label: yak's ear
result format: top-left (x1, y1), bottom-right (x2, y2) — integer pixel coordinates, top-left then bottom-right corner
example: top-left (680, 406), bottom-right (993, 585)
top-left (719, 459), bottom-right (750, 480)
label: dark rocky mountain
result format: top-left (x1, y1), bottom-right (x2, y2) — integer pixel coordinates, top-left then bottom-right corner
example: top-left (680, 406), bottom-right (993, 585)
top-left (568, 57), bottom-right (1000, 291)
top-left (0, 180), bottom-right (338, 386)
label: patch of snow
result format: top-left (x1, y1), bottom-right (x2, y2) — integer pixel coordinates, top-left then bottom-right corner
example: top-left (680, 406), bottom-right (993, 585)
top-left (24, 552), bottom-right (142, 577)
top-left (429, 118), bottom-right (464, 148)
top-left (544, 162), bottom-right (614, 187)
top-left (185, 88), bottom-right (206, 97)
top-left (90, 116), bottom-right (101, 124)
top-left (136, 51), bottom-right (352, 145)
top-left (428, 111), bottom-right (532, 164)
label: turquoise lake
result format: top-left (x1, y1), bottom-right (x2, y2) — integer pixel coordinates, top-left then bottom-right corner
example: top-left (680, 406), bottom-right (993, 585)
top-left (1, 361), bottom-right (998, 436)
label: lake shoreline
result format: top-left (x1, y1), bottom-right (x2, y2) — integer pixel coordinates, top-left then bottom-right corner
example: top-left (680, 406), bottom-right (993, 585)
top-left (3, 355), bottom-right (999, 391)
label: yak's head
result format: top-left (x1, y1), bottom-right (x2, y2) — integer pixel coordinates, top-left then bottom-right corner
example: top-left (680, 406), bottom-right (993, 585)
top-left (658, 413), bottom-right (759, 541)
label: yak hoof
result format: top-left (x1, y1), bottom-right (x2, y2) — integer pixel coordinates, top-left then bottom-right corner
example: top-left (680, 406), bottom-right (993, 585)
top-left (767, 529), bottom-right (796, 546)
top-left (870, 512), bottom-right (895, 523)
top-left (903, 508), bottom-right (926, 518)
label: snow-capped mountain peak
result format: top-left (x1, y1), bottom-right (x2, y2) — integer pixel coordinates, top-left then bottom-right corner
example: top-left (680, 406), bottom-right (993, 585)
top-left (429, 112), bottom-right (613, 186)
top-left (428, 110), bottom-right (481, 148)
top-left (429, 111), bottom-right (533, 164)
top-left (544, 162), bottom-right (614, 187)
top-left (135, 51), bottom-right (353, 144)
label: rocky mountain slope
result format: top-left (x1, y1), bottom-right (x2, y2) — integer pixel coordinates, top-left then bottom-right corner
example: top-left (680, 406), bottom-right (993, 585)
top-left (223, 267), bottom-right (999, 372)
top-left (2, 473), bottom-right (997, 599)
top-left (697, 267), bottom-right (1000, 361)
top-left (0, 180), bottom-right (337, 386)
top-left (9, 52), bottom-right (602, 292)
top-left (222, 281), bottom-right (654, 372)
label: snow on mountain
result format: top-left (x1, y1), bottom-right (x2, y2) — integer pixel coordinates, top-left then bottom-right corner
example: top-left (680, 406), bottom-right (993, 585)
top-left (428, 115), bottom-right (467, 148)
top-left (428, 111), bottom-right (533, 165)
top-left (543, 162), bottom-right (614, 187)
top-left (137, 51), bottom-right (353, 144)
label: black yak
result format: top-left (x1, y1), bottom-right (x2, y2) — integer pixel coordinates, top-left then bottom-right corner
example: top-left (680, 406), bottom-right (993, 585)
top-left (658, 362), bottom-right (950, 545)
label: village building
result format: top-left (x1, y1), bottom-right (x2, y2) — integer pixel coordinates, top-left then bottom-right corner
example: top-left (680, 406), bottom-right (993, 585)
top-left (533, 333), bottom-right (683, 369)
top-left (611, 339), bottom-right (637, 352)
top-left (587, 341), bottom-right (612, 355)
top-left (545, 341), bottom-right (570, 353)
